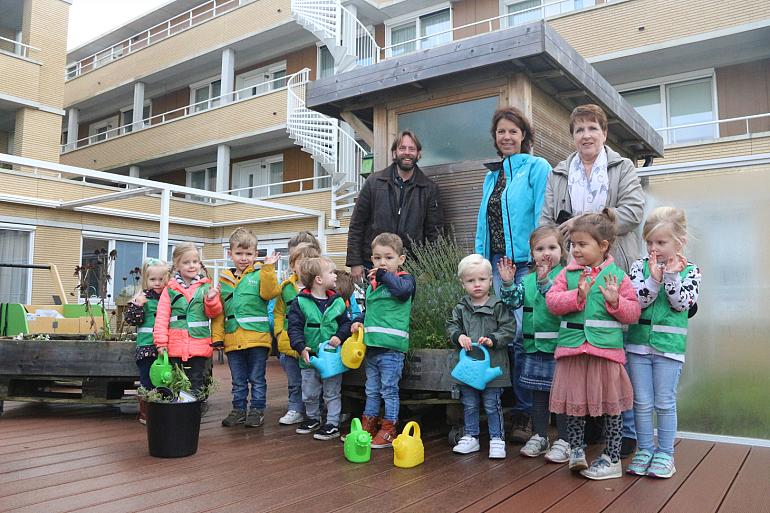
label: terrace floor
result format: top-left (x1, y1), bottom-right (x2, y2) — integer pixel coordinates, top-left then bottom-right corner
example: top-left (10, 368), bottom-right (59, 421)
top-left (0, 359), bottom-right (768, 513)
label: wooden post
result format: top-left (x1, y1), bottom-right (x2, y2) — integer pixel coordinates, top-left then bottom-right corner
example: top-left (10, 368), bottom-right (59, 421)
top-left (507, 73), bottom-right (532, 120)
top-left (373, 105), bottom-right (389, 171)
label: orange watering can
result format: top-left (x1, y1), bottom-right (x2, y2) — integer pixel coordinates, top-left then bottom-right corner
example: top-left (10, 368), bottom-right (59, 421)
top-left (341, 326), bottom-right (366, 369)
top-left (393, 421), bottom-right (424, 468)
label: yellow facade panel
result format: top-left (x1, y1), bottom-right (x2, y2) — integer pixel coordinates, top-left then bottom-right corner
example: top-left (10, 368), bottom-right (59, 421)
top-left (13, 108), bottom-right (62, 163)
top-left (25, 0), bottom-right (68, 107)
top-left (31, 226), bottom-right (81, 304)
top-left (0, 55), bottom-right (41, 103)
top-left (656, 136), bottom-right (770, 166)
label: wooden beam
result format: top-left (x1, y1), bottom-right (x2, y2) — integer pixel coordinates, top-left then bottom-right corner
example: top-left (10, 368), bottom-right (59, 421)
top-left (340, 111), bottom-right (375, 149)
top-left (60, 187), bottom-right (155, 209)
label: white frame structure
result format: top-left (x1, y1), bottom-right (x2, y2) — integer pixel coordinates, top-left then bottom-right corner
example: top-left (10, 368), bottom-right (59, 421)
top-left (189, 75), bottom-right (223, 112)
top-left (0, 222), bottom-right (35, 305)
top-left (235, 61), bottom-right (287, 99)
top-left (384, 4), bottom-right (453, 58)
top-left (185, 162), bottom-right (218, 201)
top-left (231, 154), bottom-right (284, 199)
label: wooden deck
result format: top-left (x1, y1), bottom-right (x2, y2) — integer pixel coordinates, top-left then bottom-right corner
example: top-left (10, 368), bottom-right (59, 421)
top-left (1, 359), bottom-right (768, 513)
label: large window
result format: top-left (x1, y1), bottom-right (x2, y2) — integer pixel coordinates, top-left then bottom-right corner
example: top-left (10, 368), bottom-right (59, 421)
top-left (120, 103), bottom-right (152, 133)
top-left (621, 76), bottom-right (716, 144)
top-left (88, 116), bottom-right (119, 144)
top-left (0, 227), bottom-right (33, 304)
top-left (232, 155), bottom-right (284, 199)
top-left (190, 77), bottom-right (222, 112)
top-left (388, 8), bottom-right (451, 57)
top-left (397, 96), bottom-right (499, 167)
top-left (236, 61), bottom-right (287, 100)
top-left (318, 46), bottom-right (335, 79)
top-left (186, 163), bottom-right (217, 202)
top-left (505, 0), bottom-right (595, 26)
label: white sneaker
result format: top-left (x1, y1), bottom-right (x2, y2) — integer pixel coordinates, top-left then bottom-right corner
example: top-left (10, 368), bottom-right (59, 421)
top-left (520, 434), bottom-right (549, 457)
top-left (580, 453), bottom-right (623, 480)
top-left (544, 439), bottom-right (570, 463)
top-left (489, 438), bottom-right (507, 459)
top-left (453, 435), bottom-right (480, 454)
top-left (278, 410), bottom-right (304, 425)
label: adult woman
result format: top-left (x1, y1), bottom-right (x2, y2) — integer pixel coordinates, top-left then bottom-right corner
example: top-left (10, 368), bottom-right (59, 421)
top-left (474, 106), bottom-right (551, 444)
top-left (540, 103), bottom-right (645, 458)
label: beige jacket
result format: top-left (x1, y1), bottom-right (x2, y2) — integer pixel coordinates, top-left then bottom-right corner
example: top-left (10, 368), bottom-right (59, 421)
top-left (540, 146), bottom-right (645, 272)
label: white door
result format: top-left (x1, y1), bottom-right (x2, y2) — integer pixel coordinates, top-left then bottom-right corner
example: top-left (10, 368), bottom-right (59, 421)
top-left (233, 160), bottom-right (268, 198)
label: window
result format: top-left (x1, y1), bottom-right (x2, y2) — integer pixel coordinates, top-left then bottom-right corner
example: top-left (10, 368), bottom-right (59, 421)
top-left (232, 155), bottom-right (284, 199)
top-left (190, 77), bottom-right (222, 112)
top-left (0, 227), bottom-right (33, 304)
top-left (120, 103), bottom-right (152, 133)
top-left (186, 163), bottom-right (217, 202)
top-left (397, 96), bottom-right (499, 167)
top-left (621, 76), bottom-right (716, 144)
top-left (318, 45), bottom-right (334, 79)
top-left (504, 0), bottom-right (595, 26)
top-left (88, 116), bottom-right (119, 144)
top-left (387, 8), bottom-right (451, 57)
top-left (235, 62), bottom-right (287, 100)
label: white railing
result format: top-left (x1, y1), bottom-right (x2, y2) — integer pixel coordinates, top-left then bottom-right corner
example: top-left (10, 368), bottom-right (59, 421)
top-left (0, 35), bottom-right (40, 59)
top-left (222, 174), bottom-right (332, 198)
top-left (340, 5), bottom-right (380, 68)
top-left (655, 112), bottom-right (770, 145)
top-left (61, 73), bottom-right (292, 153)
top-left (65, 0), bottom-right (247, 80)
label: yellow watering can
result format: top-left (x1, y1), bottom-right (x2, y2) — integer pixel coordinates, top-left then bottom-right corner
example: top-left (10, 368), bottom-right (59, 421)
top-left (341, 326), bottom-right (366, 369)
top-left (392, 421), bottom-right (424, 468)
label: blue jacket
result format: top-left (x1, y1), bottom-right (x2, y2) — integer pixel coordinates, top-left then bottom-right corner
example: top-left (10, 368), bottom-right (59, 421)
top-left (475, 153), bottom-right (551, 263)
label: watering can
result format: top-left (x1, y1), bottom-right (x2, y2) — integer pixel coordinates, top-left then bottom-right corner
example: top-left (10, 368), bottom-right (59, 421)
top-left (450, 343), bottom-right (503, 391)
top-left (343, 418), bottom-right (372, 463)
top-left (340, 326), bottom-right (366, 369)
top-left (393, 421), bottom-right (424, 468)
top-left (149, 351), bottom-right (174, 387)
top-left (309, 341), bottom-right (349, 379)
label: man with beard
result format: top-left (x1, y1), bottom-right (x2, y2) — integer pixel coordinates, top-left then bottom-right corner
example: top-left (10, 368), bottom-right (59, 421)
top-left (346, 130), bottom-right (443, 283)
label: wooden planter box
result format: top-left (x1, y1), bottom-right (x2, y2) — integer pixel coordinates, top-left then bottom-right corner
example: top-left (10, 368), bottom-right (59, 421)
top-left (0, 339), bottom-right (138, 410)
top-left (343, 348), bottom-right (456, 392)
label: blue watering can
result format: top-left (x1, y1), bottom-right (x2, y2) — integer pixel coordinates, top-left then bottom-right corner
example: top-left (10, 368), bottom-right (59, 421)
top-left (450, 343), bottom-right (503, 391)
top-left (309, 341), bottom-right (349, 379)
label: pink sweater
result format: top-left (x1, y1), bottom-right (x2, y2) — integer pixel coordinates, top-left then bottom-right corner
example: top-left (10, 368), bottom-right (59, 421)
top-left (545, 256), bottom-right (641, 364)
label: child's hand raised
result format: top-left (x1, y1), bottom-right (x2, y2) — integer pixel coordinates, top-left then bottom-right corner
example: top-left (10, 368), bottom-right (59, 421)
top-left (131, 291), bottom-right (148, 306)
top-left (648, 250), bottom-right (664, 283)
top-left (535, 254), bottom-right (553, 281)
top-left (458, 334), bottom-right (473, 351)
top-left (366, 267), bottom-right (378, 282)
top-left (666, 253), bottom-right (687, 274)
top-left (577, 271), bottom-right (593, 302)
top-left (496, 256), bottom-right (516, 286)
top-left (477, 336), bottom-right (493, 348)
top-left (206, 284), bottom-right (220, 300)
top-left (598, 274), bottom-right (620, 309)
top-left (263, 252), bottom-right (281, 266)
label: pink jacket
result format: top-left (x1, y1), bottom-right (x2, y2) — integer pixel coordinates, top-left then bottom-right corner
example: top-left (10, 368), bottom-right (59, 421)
top-left (545, 256), bottom-right (640, 364)
top-left (154, 278), bottom-right (222, 361)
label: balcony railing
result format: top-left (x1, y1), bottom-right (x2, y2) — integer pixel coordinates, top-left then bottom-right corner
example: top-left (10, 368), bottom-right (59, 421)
top-left (655, 112), bottom-right (770, 145)
top-left (65, 0), bottom-right (251, 80)
top-left (0, 35), bottom-right (40, 60)
top-left (222, 174), bottom-right (332, 199)
top-left (61, 73), bottom-right (293, 153)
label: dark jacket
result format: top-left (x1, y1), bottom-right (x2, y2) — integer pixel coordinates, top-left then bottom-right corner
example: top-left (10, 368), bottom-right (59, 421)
top-left (287, 289), bottom-right (353, 354)
top-left (346, 163), bottom-right (442, 267)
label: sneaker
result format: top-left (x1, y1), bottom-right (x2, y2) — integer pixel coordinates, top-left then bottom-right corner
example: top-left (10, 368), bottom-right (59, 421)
top-left (453, 435), bottom-right (481, 454)
top-left (520, 434), bottom-right (549, 458)
top-left (620, 436), bottom-right (637, 459)
top-left (296, 419), bottom-right (321, 434)
top-left (544, 439), bottom-right (570, 463)
top-left (626, 448), bottom-right (654, 476)
top-left (509, 413), bottom-right (532, 444)
top-left (313, 424), bottom-right (340, 440)
top-left (371, 420), bottom-right (397, 449)
top-left (580, 454), bottom-right (623, 480)
top-left (489, 438), bottom-right (507, 459)
top-left (279, 410), bottom-right (304, 425)
top-left (221, 409), bottom-right (247, 427)
top-left (646, 452), bottom-right (676, 479)
top-left (568, 447), bottom-right (588, 472)
top-left (245, 409), bottom-right (264, 428)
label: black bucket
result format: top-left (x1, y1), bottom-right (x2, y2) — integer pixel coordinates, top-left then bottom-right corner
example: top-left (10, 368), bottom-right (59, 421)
top-left (146, 401), bottom-right (202, 458)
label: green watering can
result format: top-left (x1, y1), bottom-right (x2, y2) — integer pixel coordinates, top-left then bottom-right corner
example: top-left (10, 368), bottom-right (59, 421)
top-left (149, 351), bottom-right (173, 387)
top-left (344, 418), bottom-right (372, 463)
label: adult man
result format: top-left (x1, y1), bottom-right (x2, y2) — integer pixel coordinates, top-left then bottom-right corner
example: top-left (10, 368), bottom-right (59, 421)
top-left (346, 131), bottom-right (442, 283)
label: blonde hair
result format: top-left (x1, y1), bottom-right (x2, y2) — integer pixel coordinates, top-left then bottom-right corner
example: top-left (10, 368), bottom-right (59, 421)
top-left (570, 208), bottom-right (617, 257)
top-left (289, 242), bottom-right (321, 268)
top-left (371, 232), bottom-right (405, 256)
top-left (171, 243), bottom-right (207, 277)
top-left (229, 227), bottom-right (257, 250)
top-left (643, 207), bottom-right (688, 249)
top-left (140, 258), bottom-right (170, 290)
top-left (288, 231), bottom-right (321, 252)
top-left (530, 224), bottom-right (567, 265)
top-left (457, 254), bottom-right (492, 279)
top-left (299, 256), bottom-right (335, 288)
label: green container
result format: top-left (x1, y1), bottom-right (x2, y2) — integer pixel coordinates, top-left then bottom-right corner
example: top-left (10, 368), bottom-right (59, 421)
top-left (149, 352), bottom-right (174, 387)
top-left (344, 418), bottom-right (372, 463)
top-left (360, 153), bottom-right (374, 178)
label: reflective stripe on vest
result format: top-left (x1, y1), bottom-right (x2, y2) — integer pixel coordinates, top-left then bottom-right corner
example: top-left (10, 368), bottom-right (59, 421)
top-left (534, 331), bottom-right (558, 339)
top-left (364, 326), bottom-right (410, 339)
top-left (652, 325), bottom-right (688, 335)
top-left (235, 316), bottom-right (269, 323)
top-left (137, 327), bottom-right (154, 333)
top-left (188, 321), bottom-right (210, 328)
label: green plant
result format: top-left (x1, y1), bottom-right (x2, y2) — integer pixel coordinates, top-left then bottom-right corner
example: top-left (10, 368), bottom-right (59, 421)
top-left (73, 248), bottom-right (117, 338)
top-left (138, 364), bottom-right (219, 402)
top-left (402, 232), bottom-right (467, 349)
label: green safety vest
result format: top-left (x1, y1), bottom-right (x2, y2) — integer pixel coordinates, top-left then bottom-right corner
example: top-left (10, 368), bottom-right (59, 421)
top-left (521, 265), bottom-right (563, 354)
top-left (297, 294), bottom-right (347, 368)
top-left (168, 285), bottom-right (211, 339)
top-left (136, 297), bottom-right (158, 346)
top-left (220, 271), bottom-right (270, 334)
top-left (558, 264), bottom-right (626, 350)
top-left (363, 277), bottom-right (412, 353)
top-left (627, 260), bottom-right (693, 354)
top-left (281, 281), bottom-right (299, 332)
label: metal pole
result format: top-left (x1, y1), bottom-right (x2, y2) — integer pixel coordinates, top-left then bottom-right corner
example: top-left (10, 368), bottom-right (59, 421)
top-left (159, 189), bottom-right (170, 261)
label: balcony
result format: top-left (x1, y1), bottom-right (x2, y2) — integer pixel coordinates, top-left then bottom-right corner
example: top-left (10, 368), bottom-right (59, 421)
top-left (0, 37), bottom-right (41, 105)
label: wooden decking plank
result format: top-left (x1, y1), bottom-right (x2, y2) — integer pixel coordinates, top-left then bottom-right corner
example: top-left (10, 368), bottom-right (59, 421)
top-left (458, 462), bottom-right (562, 512)
top-left (487, 464), bottom-right (588, 513)
top-left (716, 446), bottom-right (770, 513)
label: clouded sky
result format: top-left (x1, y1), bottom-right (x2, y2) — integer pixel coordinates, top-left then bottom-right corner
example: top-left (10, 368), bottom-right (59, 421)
top-left (68, 0), bottom-right (169, 50)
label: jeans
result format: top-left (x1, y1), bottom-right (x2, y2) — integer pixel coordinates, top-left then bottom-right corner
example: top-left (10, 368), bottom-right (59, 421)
top-left (169, 356), bottom-right (210, 399)
top-left (363, 350), bottom-right (405, 421)
top-left (226, 347), bottom-right (268, 411)
top-left (627, 352), bottom-right (683, 455)
top-left (279, 354), bottom-right (305, 414)
top-left (136, 356), bottom-right (154, 390)
top-left (301, 368), bottom-right (342, 426)
top-left (460, 385), bottom-right (504, 439)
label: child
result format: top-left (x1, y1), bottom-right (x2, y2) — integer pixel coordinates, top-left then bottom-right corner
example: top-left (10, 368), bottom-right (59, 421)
top-left (447, 254), bottom-right (515, 459)
top-left (497, 225), bottom-right (570, 463)
top-left (625, 207), bottom-right (701, 479)
top-left (154, 243), bottom-right (222, 399)
top-left (212, 228), bottom-right (281, 428)
top-left (350, 233), bottom-right (416, 448)
top-left (334, 269), bottom-right (362, 320)
top-left (124, 257), bottom-right (170, 424)
top-left (273, 242), bottom-right (320, 425)
top-left (545, 209), bottom-right (641, 480)
top-left (288, 256), bottom-right (352, 440)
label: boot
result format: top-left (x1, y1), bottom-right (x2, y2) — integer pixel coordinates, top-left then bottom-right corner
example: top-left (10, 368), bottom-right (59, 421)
top-left (138, 398), bottom-right (147, 425)
top-left (360, 415), bottom-right (381, 438)
top-left (372, 419), bottom-right (397, 449)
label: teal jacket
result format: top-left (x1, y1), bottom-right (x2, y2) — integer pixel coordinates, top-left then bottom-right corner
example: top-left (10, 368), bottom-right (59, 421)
top-left (475, 153), bottom-right (551, 263)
